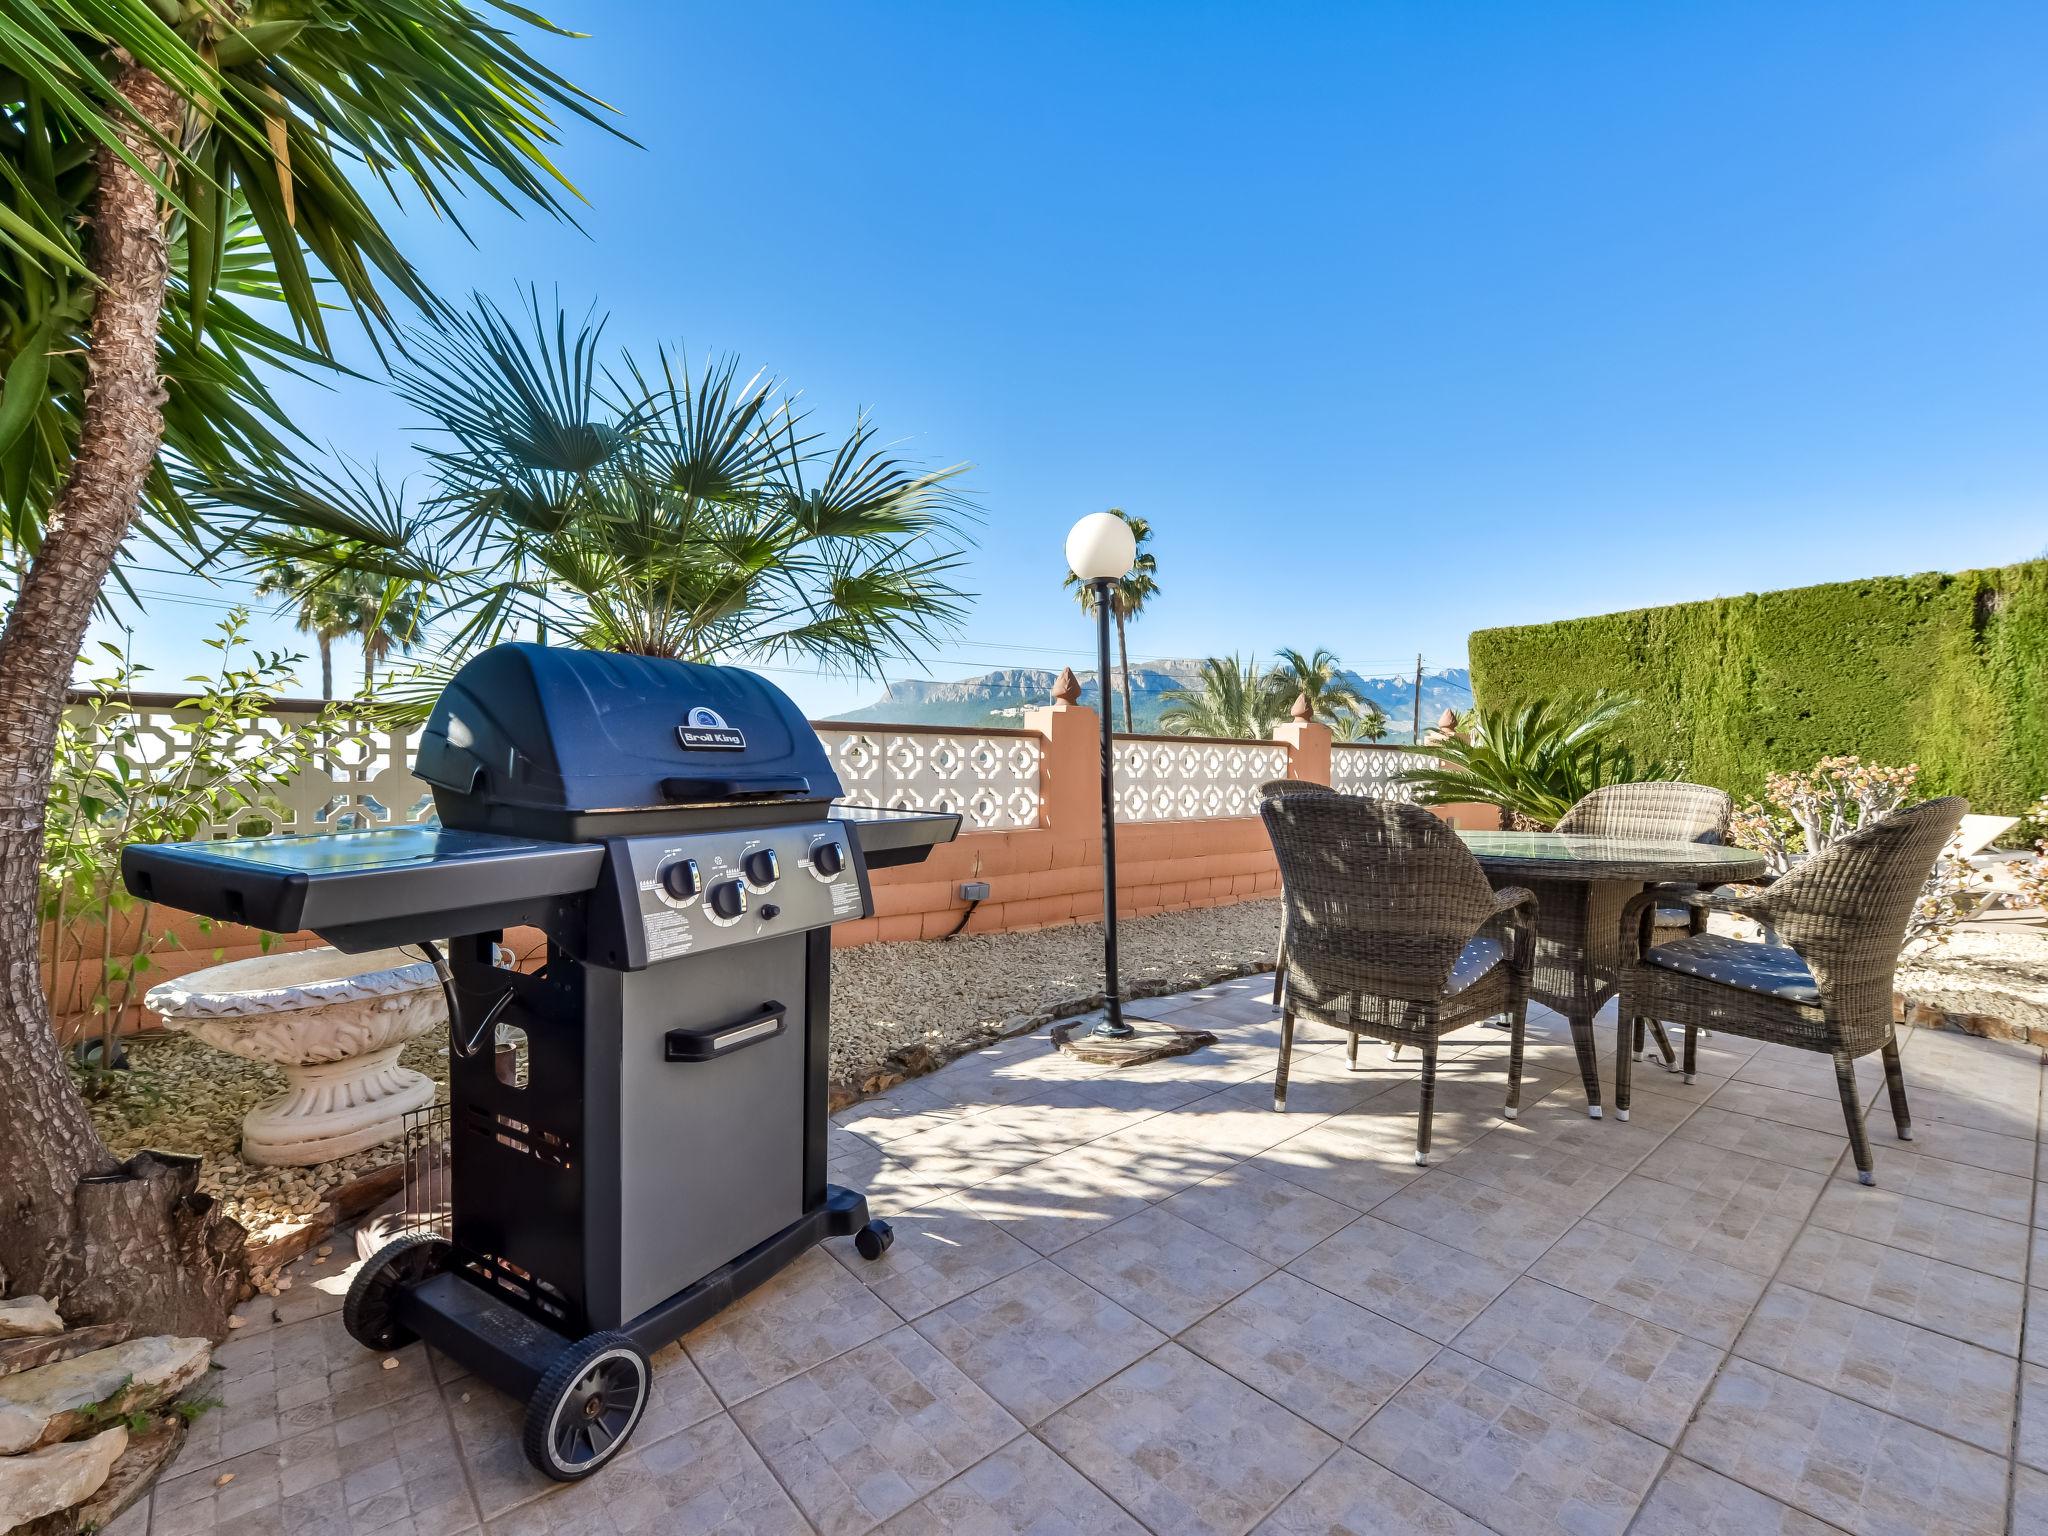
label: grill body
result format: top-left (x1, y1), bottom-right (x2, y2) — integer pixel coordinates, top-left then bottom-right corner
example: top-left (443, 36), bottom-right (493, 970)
top-left (121, 645), bottom-right (958, 1480)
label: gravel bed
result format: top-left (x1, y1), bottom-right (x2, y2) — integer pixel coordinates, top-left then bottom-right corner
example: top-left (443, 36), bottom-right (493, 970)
top-left (81, 901), bottom-right (1284, 1271)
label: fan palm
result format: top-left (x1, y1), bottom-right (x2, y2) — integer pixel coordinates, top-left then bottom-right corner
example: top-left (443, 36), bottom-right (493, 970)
top-left (1332, 703), bottom-right (1390, 742)
top-left (0, 1), bottom-right (611, 1335)
top-left (254, 557), bottom-right (428, 697)
top-left (210, 293), bottom-right (974, 718)
top-left (1398, 694), bottom-right (1675, 827)
top-left (1269, 646), bottom-right (1364, 723)
top-left (1159, 654), bottom-right (1292, 739)
top-left (1063, 509), bottom-right (1158, 731)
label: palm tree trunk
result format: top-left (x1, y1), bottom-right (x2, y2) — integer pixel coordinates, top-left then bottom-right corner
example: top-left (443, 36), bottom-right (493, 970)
top-left (319, 634), bottom-right (334, 700)
top-left (1115, 608), bottom-right (1134, 732)
top-left (0, 62), bottom-right (244, 1336)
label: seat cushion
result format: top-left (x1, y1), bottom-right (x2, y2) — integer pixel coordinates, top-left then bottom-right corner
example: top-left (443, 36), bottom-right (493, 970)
top-left (1644, 932), bottom-right (1819, 1005)
top-left (1447, 937), bottom-right (1505, 995)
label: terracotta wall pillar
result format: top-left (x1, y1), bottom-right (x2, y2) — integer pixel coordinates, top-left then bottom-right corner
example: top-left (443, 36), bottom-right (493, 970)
top-left (1270, 693), bottom-right (1333, 785)
top-left (1024, 666), bottom-right (1102, 832)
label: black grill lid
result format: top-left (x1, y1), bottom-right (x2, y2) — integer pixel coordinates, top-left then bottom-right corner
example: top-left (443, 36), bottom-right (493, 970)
top-left (417, 644), bottom-right (841, 838)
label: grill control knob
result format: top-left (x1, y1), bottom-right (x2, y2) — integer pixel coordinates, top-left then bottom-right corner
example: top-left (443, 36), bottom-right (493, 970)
top-left (706, 879), bottom-right (749, 924)
top-left (741, 847), bottom-right (780, 891)
top-left (659, 857), bottom-right (701, 901)
top-left (809, 840), bottom-right (846, 880)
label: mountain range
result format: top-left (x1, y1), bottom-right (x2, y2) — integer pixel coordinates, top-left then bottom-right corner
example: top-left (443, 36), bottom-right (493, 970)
top-left (829, 661), bottom-right (1473, 734)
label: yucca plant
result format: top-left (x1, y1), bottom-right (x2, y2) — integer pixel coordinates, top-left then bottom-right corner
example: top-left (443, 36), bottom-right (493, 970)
top-left (1398, 694), bottom-right (1674, 827)
top-left (1159, 654), bottom-right (1292, 739)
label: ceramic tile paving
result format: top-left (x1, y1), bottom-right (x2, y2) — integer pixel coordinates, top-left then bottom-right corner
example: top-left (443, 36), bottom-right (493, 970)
top-left (873, 1434), bottom-right (1146, 1534)
top-left (908, 1259), bottom-right (1165, 1424)
top-left (1284, 1213), bottom-right (1521, 1344)
top-left (1352, 1349), bottom-right (1664, 1536)
top-left (1734, 1282), bottom-right (2018, 1454)
top-left (1630, 1455), bottom-right (1841, 1535)
top-left (1775, 1225), bottom-right (2025, 1355)
top-left (825, 1199), bottom-right (1037, 1319)
top-left (1527, 1217), bottom-right (1771, 1347)
top-left (1040, 1343), bottom-right (1337, 1536)
top-left (1050, 1204), bottom-right (1274, 1333)
top-left (1807, 1180), bottom-right (2030, 1280)
top-left (1450, 1275), bottom-right (1725, 1445)
top-left (1248, 1448), bottom-right (1487, 1535)
top-left (1682, 1356), bottom-right (2009, 1536)
top-left (1160, 1161), bottom-right (1364, 1264)
top-left (1179, 1271), bottom-right (1440, 1438)
top-left (147, 973), bottom-right (2048, 1536)
top-left (728, 1327), bottom-right (1021, 1534)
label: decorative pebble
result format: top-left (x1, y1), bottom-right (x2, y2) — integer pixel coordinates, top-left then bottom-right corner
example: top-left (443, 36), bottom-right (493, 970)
top-left (381, 1358), bottom-right (398, 1371)
top-left (214, 1473), bottom-right (234, 1488)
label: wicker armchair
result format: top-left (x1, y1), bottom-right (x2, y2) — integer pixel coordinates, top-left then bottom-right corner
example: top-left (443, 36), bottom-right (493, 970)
top-left (1259, 778), bottom-right (1338, 1004)
top-left (1261, 794), bottom-right (1535, 1166)
top-left (1615, 796), bottom-right (1966, 1184)
top-left (1558, 781), bottom-right (1735, 1067)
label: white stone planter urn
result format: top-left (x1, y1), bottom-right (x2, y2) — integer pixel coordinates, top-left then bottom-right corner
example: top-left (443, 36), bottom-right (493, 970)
top-left (147, 946), bottom-right (455, 1167)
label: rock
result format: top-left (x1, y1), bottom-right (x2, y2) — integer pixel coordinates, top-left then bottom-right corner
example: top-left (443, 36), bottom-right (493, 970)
top-left (15, 1420), bottom-right (183, 1536)
top-left (0, 1324), bottom-right (135, 1379)
top-left (0, 1336), bottom-right (210, 1455)
top-left (0, 1426), bottom-right (127, 1530)
top-left (0, 1297), bottom-right (64, 1339)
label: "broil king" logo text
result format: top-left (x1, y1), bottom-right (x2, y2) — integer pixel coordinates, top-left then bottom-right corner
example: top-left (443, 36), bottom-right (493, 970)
top-left (678, 705), bottom-right (746, 751)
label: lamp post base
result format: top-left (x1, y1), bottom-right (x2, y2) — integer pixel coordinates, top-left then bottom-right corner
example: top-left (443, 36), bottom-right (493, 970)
top-left (1052, 1015), bottom-right (1218, 1067)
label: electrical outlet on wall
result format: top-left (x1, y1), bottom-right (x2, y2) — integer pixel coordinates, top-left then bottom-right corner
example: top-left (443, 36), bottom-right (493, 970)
top-left (959, 881), bottom-right (991, 901)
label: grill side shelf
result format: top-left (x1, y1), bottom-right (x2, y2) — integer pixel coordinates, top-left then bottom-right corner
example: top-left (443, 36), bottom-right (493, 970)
top-left (122, 830), bottom-right (605, 947)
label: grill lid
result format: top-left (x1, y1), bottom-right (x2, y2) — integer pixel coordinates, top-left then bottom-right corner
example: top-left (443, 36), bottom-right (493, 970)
top-left (417, 644), bottom-right (840, 830)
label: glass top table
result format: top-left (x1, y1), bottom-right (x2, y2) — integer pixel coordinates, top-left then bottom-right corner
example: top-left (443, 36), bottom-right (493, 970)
top-left (1453, 832), bottom-right (1768, 1118)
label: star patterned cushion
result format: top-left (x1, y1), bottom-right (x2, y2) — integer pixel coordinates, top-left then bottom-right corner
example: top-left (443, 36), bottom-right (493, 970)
top-left (1446, 937), bottom-right (1505, 995)
top-left (1644, 932), bottom-right (1820, 1005)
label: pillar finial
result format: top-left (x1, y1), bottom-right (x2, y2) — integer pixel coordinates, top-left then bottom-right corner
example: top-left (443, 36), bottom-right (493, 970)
top-left (1290, 691), bottom-right (1313, 723)
top-left (1052, 666), bottom-right (1082, 705)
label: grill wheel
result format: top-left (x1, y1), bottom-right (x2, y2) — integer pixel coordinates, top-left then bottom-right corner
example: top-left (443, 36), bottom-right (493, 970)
top-left (343, 1233), bottom-right (451, 1351)
top-left (523, 1333), bottom-right (651, 1481)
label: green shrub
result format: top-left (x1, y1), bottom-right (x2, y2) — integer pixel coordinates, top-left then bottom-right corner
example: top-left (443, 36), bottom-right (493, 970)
top-left (1467, 559), bottom-right (2048, 814)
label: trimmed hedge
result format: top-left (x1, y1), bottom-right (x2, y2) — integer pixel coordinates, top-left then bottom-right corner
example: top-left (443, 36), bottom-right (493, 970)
top-left (1467, 559), bottom-right (2048, 815)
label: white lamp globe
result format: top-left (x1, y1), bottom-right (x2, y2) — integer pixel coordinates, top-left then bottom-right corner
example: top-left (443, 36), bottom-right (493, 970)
top-left (1066, 512), bottom-right (1137, 582)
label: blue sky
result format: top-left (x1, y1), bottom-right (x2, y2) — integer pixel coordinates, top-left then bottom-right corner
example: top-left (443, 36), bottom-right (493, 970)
top-left (104, 1), bottom-right (2048, 715)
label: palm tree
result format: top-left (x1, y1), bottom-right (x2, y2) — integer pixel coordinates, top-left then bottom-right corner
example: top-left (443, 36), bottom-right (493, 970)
top-left (1063, 510), bottom-right (1159, 731)
top-left (0, 2), bottom-right (610, 1335)
top-left (1333, 704), bottom-right (1391, 742)
top-left (211, 294), bottom-right (973, 715)
top-left (1269, 647), bottom-right (1364, 724)
top-left (1159, 655), bottom-right (1292, 739)
top-left (254, 559), bottom-right (428, 697)
top-left (1398, 694), bottom-right (1674, 827)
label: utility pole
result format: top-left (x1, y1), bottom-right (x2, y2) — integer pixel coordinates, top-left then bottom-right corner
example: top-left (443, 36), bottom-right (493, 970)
top-left (1411, 653), bottom-right (1423, 744)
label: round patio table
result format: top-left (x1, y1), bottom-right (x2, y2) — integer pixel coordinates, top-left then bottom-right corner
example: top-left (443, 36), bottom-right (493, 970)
top-left (1455, 831), bottom-right (1769, 1118)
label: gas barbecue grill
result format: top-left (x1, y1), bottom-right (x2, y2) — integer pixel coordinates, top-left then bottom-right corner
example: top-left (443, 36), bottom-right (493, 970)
top-left (122, 644), bottom-right (958, 1481)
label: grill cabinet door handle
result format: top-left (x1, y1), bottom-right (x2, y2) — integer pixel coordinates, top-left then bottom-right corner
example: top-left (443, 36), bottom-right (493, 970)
top-left (663, 1002), bottom-right (786, 1062)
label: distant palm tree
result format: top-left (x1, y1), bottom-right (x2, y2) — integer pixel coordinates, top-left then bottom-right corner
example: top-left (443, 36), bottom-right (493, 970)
top-left (1269, 647), bottom-right (1364, 723)
top-left (1332, 704), bottom-right (1391, 742)
top-left (1063, 509), bottom-right (1159, 731)
top-left (1159, 655), bottom-right (1290, 739)
top-left (255, 558), bottom-right (427, 698)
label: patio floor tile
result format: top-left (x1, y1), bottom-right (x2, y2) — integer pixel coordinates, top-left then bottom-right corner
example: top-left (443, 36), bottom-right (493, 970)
top-left (1681, 1356), bottom-right (2008, 1536)
top-left (2018, 1465), bottom-right (2048, 1536)
top-left (1050, 1204), bottom-right (1273, 1334)
top-left (2021, 1363), bottom-right (2048, 1473)
top-left (1478, 1085), bottom-right (1698, 1170)
top-left (945, 1143), bottom-right (1161, 1254)
top-left (1583, 1147), bottom-right (1824, 1275)
top-left (1825, 1138), bottom-right (2035, 1221)
top-left (1351, 1350), bottom-right (1663, 1536)
top-left (1706, 1079), bottom-right (1864, 1138)
top-left (1807, 1181), bottom-right (2029, 1281)
top-left (1630, 1455), bottom-right (1839, 1535)
top-left (684, 1247), bottom-right (902, 1405)
top-left (826, 1199), bottom-right (1037, 1320)
top-left (1040, 1342), bottom-right (1337, 1536)
top-left (1734, 1283), bottom-right (2018, 1454)
top-left (1371, 1167), bottom-right (1583, 1269)
top-left (1527, 1219), bottom-right (1768, 1348)
top-left (1284, 1213), bottom-right (1520, 1344)
top-left (1179, 1271), bottom-right (1439, 1439)
top-left (1450, 1275), bottom-right (1725, 1446)
top-left (1669, 1103), bottom-right (1848, 1175)
top-left (1435, 1128), bottom-right (1629, 1221)
top-left (1246, 1113), bottom-right (1431, 1210)
top-left (1775, 1226), bottom-right (2024, 1355)
top-left (874, 1434), bottom-right (1145, 1534)
top-left (910, 1259), bottom-right (1164, 1424)
top-left (1248, 1447), bottom-right (1486, 1535)
top-left (728, 1326), bottom-right (1020, 1535)
top-left (1160, 1162), bottom-right (1363, 1264)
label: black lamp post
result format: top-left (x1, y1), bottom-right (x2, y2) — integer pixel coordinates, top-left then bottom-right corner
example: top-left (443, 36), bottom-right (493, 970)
top-left (1065, 513), bottom-right (1139, 1039)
